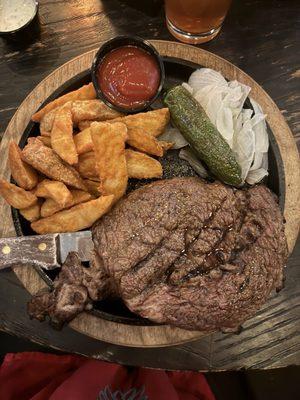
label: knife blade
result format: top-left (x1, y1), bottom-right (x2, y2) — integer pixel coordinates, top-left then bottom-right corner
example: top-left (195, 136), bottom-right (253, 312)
top-left (0, 231), bottom-right (93, 270)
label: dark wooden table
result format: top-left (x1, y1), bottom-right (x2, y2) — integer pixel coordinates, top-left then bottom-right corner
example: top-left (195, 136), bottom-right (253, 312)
top-left (0, 0), bottom-right (299, 371)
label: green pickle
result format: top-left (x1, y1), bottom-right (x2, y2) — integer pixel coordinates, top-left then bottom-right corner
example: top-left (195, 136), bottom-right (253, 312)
top-left (164, 85), bottom-right (242, 186)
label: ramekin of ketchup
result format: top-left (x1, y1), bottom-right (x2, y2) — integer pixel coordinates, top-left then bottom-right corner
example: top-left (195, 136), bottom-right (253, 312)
top-left (91, 36), bottom-right (165, 113)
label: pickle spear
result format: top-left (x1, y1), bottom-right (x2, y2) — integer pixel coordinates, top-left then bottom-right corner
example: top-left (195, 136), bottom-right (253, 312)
top-left (164, 85), bottom-right (242, 186)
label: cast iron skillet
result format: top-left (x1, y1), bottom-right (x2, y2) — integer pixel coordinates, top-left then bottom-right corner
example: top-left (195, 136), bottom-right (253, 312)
top-left (12, 57), bottom-right (285, 326)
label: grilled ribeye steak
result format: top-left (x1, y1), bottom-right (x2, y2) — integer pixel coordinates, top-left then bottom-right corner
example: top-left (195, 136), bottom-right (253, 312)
top-left (28, 177), bottom-right (288, 331)
top-left (92, 177), bottom-right (288, 331)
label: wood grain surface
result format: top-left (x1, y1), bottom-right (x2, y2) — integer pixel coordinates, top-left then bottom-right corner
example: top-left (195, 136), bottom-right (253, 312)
top-left (0, 0), bottom-right (299, 370)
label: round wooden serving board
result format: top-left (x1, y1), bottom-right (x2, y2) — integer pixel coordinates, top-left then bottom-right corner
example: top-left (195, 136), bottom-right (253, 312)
top-left (0, 40), bottom-right (299, 347)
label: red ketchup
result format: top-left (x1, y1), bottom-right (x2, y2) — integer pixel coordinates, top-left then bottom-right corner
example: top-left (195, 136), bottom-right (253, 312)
top-left (97, 46), bottom-right (160, 110)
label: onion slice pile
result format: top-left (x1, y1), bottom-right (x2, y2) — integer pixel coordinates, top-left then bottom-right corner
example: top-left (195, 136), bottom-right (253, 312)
top-left (184, 68), bottom-right (269, 184)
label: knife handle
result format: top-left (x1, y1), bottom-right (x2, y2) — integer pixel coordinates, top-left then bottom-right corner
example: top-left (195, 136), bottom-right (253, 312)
top-left (0, 234), bottom-right (60, 270)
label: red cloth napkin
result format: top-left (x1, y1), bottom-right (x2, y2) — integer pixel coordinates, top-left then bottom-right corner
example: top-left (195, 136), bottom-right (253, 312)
top-left (0, 352), bottom-right (215, 400)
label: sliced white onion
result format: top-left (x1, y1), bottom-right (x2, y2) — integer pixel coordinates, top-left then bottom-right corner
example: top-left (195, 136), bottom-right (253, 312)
top-left (158, 125), bottom-right (188, 149)
top-left (225, 81), bottom-right (251, 116)
top-left (216, 106), bottom-right (234, 147)
top-left (246, 168), bottom-right (268, 185)
top-left (250, 151), bottom-right (264, 171)
top-left (250, 98), bottom-right (269, 154)
top-left (232, 119), bottom-right (255, 182)
top-left (262, 152), bottom-right (268, 170)
top-left (188, 68), bottom-right (227, 93)
top-left (179, 147), bottom-right (208, 179)
top-left (181, 82), bottom-right (194, 94)
top-left (182, 68), bottom-right (270, 186)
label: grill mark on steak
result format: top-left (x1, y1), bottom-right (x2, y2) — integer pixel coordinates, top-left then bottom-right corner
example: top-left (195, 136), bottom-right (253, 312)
top-left (183, 192), bottom-right (266, 282)
top-left (130, 235), bottom-right (167, 273)
top-left (165, 197), bottom-right (228, 284)
top-left (117, 187), bottom-right (219, 295)
top-left (182, 225), bottom-right (233, 281)
top-left (167, 195), bottom-right (234, 284)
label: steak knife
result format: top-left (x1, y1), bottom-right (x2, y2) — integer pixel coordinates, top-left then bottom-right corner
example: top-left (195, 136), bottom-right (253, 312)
top-left (0, 231), bottom-right (93, 270)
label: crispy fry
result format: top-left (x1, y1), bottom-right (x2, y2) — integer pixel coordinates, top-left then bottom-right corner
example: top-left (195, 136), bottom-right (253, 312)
top-left (41, 189), bottom-right (93, 217)
top-left (35, 179), bottom-right (73, 207)
top-left (74, 128), bottom-right (93, 155)
top-left (77, 151), bottom-right (99, 180)
top-left (83, 179), bottom-right (101, 197)
top-left (91, 122), bottom-right (128, 201)
top-left (51, 103), bottom-right (78, 165)
top-left (40, 107), bottom-right (58, 136)
top-left (0, 179), bottom-right (37, 209)
top-left (40, 100), bottom-right (122, 136)
top-left (160, 141), bottom-right (174, 152)
top-left (8, 141), bottom-right (38, 190)
top-left (75, 123), bottom-right (164, 157)
top-left (126, 129), bottom-right (164, 156)
top-left (116, 109), bottom-right (169, 155)
top-left (37, 136), bottom-right (51, 147)
top-left (31, 195), bottom-right (114, 234)
top-left (22, 138), bottom-right (86, 190)
top-left (76, 109), bottom-right (169, 156)
top-left (77, 148), bottom-right (162, 180)
top-left (32, 83), bottom-right (96, 122)
top-left (125, 149), bottom-right (163, 179)
top-left (71, 100), bottom-right (122, 125)
top-left (112, 108), bottom-right (170, 137)
top-left (78, 120), bottom-right (93, 131)
top-left (20, 200), bottom-right (42, 222)
top-left (77, 108), bottom-right (169, 135)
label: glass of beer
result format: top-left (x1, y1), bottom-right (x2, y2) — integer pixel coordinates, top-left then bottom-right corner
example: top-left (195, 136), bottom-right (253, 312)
top-left (165, 0), bottom-right (232, 44)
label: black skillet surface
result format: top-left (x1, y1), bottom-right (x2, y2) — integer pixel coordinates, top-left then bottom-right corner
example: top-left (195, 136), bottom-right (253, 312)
top-left (12, 57), bottom-right (284, 326)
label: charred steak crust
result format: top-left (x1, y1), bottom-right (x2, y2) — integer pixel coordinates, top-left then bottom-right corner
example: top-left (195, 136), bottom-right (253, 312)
top-left (27, 252), bottom-right (115, 327)
top-left (92, 177), bottom-right (288, 331)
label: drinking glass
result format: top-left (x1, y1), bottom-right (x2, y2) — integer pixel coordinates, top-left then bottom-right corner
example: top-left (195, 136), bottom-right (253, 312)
top-left (165, 0), bottom-right (232, 44)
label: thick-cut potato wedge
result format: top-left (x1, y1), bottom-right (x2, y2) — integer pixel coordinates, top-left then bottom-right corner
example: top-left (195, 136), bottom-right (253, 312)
top-left (160, 141), bottom-right (174, 152)
top-left (37, 136), bottom-right (51, 147)
top-left (126, 129), bottom-right (164, 156)
top-left (77, 149), bottom-right (162, 180)
top-left (51, 103), bottom-right (78, 165)
top-left (112, 108), bottom-right (170, 137)
top-left (74, 128), bottom-right (93, 155)
top-left (22, 138), bottom-right (86, 191)
top-left (116, 109), bottom-right (169, 155)
top-left (125, 149), bottom-right (163, 179)
top-left (40, 100), bottom-right (122, 136)
top-left (0, 179), bottom-right (37, 209)
top-left (71, 100), bottom-right (122, 124)
top-left (20, 201), bottom-right (42, 222)
top-left (76, 122), bottom-right (164, 157)
top-left (35, 179), bottom-right (73, 207)
top-left (78, 108), bottom-right (169, 135)
top-left (78, 120), bottom-right (93, 131)
top-left (91, 122), bottom-right (128, 201)
top-left (8, 141), bottom-right (38, 190)
top-left (76, 109), bottom-right (169, 156)
top-left (31, 195), bottom-right (114, 234)
top-left (83, 179), bottom-right (101, 197)
top-left (40, 107), bottom-right (58, 137)
top-left (32, 83), bottom-right (96, 122)
top-left (41, 189), bottom-right (93, 217)
top-left (77, 151), bottom-right (99, 180)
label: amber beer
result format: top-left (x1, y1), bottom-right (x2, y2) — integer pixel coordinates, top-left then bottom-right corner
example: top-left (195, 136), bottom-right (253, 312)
top-left (165, 0), bottom-right (232, 44)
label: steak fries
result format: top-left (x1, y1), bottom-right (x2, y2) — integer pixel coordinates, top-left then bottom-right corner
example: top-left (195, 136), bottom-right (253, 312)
top-left (91, 122), bottom-right (128, 202)
top-left (1, 83), bottom-right (174, 234)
